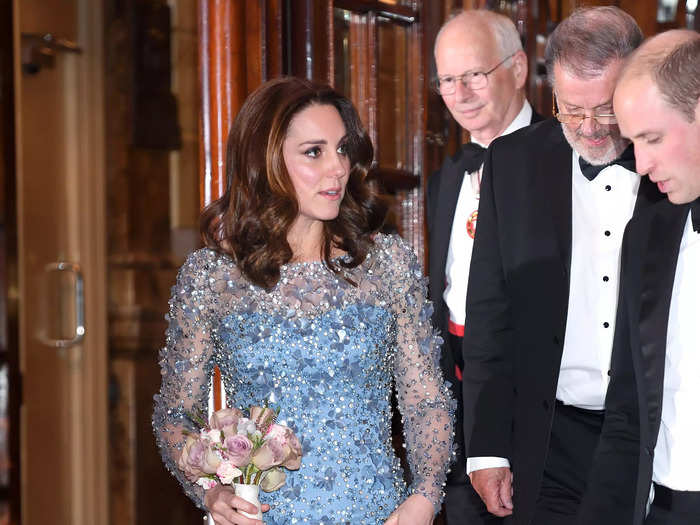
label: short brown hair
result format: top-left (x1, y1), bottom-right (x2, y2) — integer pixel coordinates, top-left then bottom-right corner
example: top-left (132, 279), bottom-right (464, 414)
top-left (200, 76), bottom-right (386, 289)
top-left (545, 6), bottom-right (642, 83)
top-left (655, 38), bottom-right (700, 122)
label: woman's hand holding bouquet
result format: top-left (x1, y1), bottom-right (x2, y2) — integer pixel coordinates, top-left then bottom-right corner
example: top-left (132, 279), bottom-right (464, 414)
top-left (177, 405), bottom-right (302, 524)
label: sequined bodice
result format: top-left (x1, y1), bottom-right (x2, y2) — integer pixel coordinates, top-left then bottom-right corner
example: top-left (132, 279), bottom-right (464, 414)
top-left (153, 234), bottom-right (454, 524)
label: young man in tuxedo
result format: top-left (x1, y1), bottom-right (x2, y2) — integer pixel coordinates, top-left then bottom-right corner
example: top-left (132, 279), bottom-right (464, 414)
top-left (426, 10), bottom-right (540, 524)
top-left (461, 7), bottom-right (663, 525)
top-left (578, 30), bottom-right (700, 525)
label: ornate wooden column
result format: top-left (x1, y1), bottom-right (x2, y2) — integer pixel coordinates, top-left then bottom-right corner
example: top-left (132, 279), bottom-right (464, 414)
top-left (198, 0), bottom-right (283, 410)
top-left (199, 0), bottom-right (283, 207)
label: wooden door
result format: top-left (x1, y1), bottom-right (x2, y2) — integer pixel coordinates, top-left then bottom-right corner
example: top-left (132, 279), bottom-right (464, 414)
top-left (14, 0), bottom-right (108, 523)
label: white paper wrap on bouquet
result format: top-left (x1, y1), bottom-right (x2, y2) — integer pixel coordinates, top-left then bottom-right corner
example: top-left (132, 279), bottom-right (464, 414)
top-left (234, 483), bottom-right (263, 519)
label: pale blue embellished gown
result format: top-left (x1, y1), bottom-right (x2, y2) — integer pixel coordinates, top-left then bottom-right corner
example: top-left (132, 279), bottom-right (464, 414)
top-left (153, 234), bottom-right (454, 524)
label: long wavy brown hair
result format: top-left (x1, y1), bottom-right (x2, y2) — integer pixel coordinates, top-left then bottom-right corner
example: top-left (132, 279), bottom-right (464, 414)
top-left (200, 76), bottom-right (387, 289)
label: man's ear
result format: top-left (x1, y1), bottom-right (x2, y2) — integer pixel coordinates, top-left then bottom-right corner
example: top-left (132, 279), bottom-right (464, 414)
top-left (511, 50), bottom-right (528, 90)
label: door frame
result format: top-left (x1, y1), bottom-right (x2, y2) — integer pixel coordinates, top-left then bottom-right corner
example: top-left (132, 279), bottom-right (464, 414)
top-left (13, 0), bottom-right (108, 522)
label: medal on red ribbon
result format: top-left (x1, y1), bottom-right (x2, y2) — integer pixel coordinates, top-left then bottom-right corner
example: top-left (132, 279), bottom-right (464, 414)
top-left (466, 210), bottom-right (478, 239)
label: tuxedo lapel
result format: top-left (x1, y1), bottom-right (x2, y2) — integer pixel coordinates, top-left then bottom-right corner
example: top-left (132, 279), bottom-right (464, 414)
top-left (540, 124), bottom-right (573, 277)
top-left (634, 175), bottom-right (665, 215)
top-left (637, 200), bottom-right (688, 439)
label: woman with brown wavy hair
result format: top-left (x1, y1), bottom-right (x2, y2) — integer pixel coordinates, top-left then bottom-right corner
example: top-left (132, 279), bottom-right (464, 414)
top-left (154, 76), bottom-right (453, 525)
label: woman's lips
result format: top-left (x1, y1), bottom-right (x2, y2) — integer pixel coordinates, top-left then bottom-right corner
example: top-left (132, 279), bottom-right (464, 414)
top-left (319, 189), bottom-right (342, 200)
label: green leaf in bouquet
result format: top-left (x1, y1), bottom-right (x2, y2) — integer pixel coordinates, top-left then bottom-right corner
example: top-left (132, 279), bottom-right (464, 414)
top-left (185, 408), bottom-right (209, 429)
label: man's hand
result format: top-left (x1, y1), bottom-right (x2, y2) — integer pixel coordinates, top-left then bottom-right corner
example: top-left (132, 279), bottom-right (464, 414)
top-left (469, 467), bottom-right (514, 517)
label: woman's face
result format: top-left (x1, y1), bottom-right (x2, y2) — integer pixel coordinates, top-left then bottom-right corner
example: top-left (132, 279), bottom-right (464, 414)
top-left (282, 103), bottom-right (350, 231)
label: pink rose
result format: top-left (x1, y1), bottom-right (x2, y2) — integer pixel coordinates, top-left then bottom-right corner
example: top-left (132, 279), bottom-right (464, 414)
top-left (265, 424), bottom-right (288, 443)
top-left (178, 436), bottom-right (209, 482)
top-left (249, 406), bottom-right (276, 432)
top-left (202, 444), bottom-right (222, 474)
top-left (196, 477), bottom-right (218, 490)
top-left (281, 429), bottom-right (302, 470)
top-left (264, 425), bottom-right (302, 470)
top-left (251, 439), bottom-right (287, 470)
top-left (223, 434), bottom-right (253, 467)
top-left (203, 429), bottom-right (222, 444)
top-left (216, 460), bottom-right (243, 485)
top-left (221, 424), bottom-right (238, 438)
top-left (209, 407), bottom-right (244, 430)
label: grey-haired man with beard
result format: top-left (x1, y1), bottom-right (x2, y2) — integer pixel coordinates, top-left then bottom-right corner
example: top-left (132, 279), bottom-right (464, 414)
top-left (461, 7), bottom-right (663, 525)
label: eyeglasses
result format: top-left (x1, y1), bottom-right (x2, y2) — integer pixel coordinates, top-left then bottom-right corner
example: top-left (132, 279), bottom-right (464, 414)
top-left (555, 113), bottom-right (618, 125)
top-left (432, 52), bottom-right (517, 95)
top-left (552, 97), bottom-right (617, 126)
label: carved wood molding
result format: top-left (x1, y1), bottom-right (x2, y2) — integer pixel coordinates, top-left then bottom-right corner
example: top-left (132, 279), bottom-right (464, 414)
top-left (198, 0), bottom-right (283, 208)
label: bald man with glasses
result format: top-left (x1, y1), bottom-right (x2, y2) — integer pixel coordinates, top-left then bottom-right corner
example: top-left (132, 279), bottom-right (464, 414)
top-left (426, 9), bottom-right (541, 524)
top-left (460, 7), bottom-right (663, 525)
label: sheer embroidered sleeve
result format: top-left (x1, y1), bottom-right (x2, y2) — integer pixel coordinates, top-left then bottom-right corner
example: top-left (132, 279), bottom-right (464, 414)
top-left (152, 249), bottom-right (221, 510)
top-left (383, 235), bottom-right (455, 512)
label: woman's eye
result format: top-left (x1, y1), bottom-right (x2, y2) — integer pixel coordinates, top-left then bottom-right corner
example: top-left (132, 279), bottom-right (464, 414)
top-left (646, 136), bottom-right (661, 145)
top-left (304, 146), bottom-right (321, 158)
top-left (337, 144), bottom-right (348, 156)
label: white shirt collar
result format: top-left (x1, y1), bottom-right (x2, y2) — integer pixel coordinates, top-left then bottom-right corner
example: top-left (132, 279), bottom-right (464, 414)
top-left (472, 99), bottom-right (533, 148)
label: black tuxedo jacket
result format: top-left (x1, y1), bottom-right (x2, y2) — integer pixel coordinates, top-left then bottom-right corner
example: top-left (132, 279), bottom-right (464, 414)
top-left (426, 110), bottom-right (542, 381)
top-left (577, 198), bottom-right (691, 525)
top-left (461, 118), bottom-right (663, 525)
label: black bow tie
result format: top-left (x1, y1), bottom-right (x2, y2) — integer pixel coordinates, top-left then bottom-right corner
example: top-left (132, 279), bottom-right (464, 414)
top-left (691, 199), bottom-right (700, 233)
top-left (462, 142), bottom-right (487, 174)
top-left (578, 144), bottom-right (636, 181)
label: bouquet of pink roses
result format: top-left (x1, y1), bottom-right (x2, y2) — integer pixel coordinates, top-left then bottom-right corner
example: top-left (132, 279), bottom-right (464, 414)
top-left (178, 404), bottom-right (302, 516)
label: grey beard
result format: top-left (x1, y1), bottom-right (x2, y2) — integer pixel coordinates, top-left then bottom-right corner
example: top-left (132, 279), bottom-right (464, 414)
top-left (560, 123), bottom-right (629, 166)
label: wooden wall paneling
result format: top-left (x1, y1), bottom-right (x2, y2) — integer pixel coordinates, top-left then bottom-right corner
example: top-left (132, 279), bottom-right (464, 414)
top-left (619, 0), bottom-right (664, 36)
top-left (199, 0), bottom-right (285, 211)
top-left (528, 0), bottom-right (555, 117)
top-left (199, 0), bottom-right (237, 207)
top-left (244, 0), bottom-right (285, 87)
top-left (334, 0), bottom-right (417, 19)
top-left (265, 0), bottom-right (284, 78)
top-left (289, 0), bottom-right (333, 83)
top-left (245, 2), bottom-right (264, 90)
top-left (422, 0), bottom-right (449, 162)
top-left (406, 15), bottom-right (426, 264)
top-left (349, 11), bottom-right (377, 144)
top-left (0, 0), bottom-right (19, 521)
top-left (105, 2), bottom-right (202, 524)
